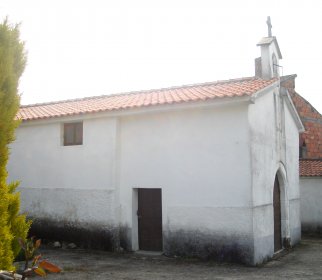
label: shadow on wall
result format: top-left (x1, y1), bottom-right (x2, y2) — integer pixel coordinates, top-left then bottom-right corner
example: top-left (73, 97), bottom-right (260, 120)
top-left (30, 218), bottom-right (256, 264)
top-left (29, 218), bottom-right (120, 250)
top-left (302, 225), bottom-right (322, 235)
top-left (163, 230), bottom-right (253, 264)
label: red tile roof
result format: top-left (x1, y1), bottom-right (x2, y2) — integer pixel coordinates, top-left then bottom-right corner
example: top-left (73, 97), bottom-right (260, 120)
top-left (300, 159), bottom-right (322, 177)
top-left (18, 77), bottom-right (277, 121)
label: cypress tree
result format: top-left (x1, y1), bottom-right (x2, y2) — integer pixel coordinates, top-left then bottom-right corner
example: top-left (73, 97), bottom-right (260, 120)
top-left (0, 18), bottom-right (31, 269)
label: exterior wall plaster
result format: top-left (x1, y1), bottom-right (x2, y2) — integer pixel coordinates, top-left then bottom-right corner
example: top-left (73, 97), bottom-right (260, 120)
top-left (260, 41), bottom-right (281, 79)
top-left (284, 100), bottom-right (302, 244)
top-left (118, 103), bottom-right (254, 262)
top-left (300, 177), bottom-right (322, 233)
top-left (8, 117), bottom-right (119, 245)
top-left (248, 88), bottom-right (301, 264)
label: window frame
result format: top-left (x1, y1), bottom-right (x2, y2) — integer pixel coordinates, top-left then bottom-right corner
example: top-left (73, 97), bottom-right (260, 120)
top-left (63, 122), bottom-right (83, 146)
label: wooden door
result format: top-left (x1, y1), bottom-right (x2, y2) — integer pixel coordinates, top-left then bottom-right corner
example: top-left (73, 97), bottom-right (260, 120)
top-left (138, 188), bottom-right (163, 251)
top-left (273, 176), bottom-right (282, 252)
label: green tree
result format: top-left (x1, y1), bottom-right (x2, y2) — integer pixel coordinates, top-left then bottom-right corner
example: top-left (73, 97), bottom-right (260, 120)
top-left (0, 18), bottom-right (31, 269)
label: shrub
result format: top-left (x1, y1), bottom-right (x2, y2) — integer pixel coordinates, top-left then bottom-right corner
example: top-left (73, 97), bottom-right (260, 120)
top-left (0, 18), bottom-right (31, 270)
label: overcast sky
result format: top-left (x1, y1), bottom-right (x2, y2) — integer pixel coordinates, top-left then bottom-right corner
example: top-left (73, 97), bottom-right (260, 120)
top-left (1, 0), bottom-right (322, 113)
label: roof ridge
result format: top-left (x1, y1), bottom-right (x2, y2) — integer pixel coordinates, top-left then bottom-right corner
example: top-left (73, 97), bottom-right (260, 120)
top-left (300, 158), bottom-right (322, 161)
top-left (20, 76), bottom-right (260, 108)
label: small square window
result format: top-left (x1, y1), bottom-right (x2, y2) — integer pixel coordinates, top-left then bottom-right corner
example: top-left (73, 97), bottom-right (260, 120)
top-left (63, 122), bottom-right (83, 146)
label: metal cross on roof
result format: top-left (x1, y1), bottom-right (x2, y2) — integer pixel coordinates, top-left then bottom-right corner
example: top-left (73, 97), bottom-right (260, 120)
top-left (266, 16), bottom-right (272, 37)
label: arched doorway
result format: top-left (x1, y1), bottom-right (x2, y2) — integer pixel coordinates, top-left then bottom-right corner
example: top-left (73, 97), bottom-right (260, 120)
top-left (273, 175), bottom-right (282, 252)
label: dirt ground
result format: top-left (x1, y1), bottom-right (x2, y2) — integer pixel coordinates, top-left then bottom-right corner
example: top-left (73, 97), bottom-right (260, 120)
top-left (29, 236), bottom-right (322, 280)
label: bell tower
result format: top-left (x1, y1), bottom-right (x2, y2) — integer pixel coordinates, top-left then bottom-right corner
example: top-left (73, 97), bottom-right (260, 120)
top-left (255, 17), bottom-right (282, 79)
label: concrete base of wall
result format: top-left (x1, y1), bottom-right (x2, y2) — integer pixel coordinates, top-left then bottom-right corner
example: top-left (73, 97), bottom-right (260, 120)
top-left (302, 224), bottom-right (322, 234)
top-left (253, 234), bottom-right (274, 265)
top-left (29, 217), bottom-right (120, 250)
top-left (30, 219), bottom-right (255, 264)
top-left (290, 226), bottom-right (301, 245)
top-left (300, 177), bottom-right (322, 234)
top-left (163, 230), bottom-right (253, 265)
top-left (28, 217), bottom-right (299, 266)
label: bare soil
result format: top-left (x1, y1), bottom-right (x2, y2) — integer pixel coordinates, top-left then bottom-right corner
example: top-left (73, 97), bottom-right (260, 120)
top-left (29, 236), bottom-right (322, 279)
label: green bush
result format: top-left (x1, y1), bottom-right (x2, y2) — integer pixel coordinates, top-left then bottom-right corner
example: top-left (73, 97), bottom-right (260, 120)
top-left (0, 18), bottom-right (31, 270)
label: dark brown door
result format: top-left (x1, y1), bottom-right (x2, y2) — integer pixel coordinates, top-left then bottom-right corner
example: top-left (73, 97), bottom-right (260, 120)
top-left (273, 176), bottom-right (282, 252)
top-left (138, 188), bottom-right (163, 251)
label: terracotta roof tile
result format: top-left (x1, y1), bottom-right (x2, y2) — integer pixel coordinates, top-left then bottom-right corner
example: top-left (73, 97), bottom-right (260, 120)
top-left (300, 159), bottom-right (322, 177)
top-left (18, 77), bottom-right (277, 121)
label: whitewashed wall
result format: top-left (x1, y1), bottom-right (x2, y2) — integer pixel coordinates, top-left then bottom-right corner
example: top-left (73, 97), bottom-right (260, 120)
top-left (118, 102), bottom-right (253, 262)
top-left (248, 88), bottom-right (301, 264)
top-left (301, 177), bottom-right (322, 232)
top-left (260, 40), bottom-right (281, 79)
top-left (249, 88), bottom-right (277, 263)
top-left (8, 101), bottom-right (254, 260)
top-left (8, 117), bottom-right (118, 226)
top-left (284, 101), bottom-right (301, 245)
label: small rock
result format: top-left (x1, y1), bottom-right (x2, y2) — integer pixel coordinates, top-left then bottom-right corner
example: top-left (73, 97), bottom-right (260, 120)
top-left (67, 243), bottom-right (77, 249)
top-left (53, 241), bottom-right (61, 248)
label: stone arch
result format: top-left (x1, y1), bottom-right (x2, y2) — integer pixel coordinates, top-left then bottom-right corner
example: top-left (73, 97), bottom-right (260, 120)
top-left (273, 163), bottom-right (290, 252)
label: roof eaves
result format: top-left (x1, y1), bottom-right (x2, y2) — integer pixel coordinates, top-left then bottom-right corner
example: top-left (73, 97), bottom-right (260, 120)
top-left (18, 77), bottom-right (276, 122)
top-left (19, 94), bottom-right (253, 125)
top-left (250, 80), bottom-right (279, 103)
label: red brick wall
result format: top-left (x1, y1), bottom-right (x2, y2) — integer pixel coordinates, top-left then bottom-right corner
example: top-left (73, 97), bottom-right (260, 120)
top-left (281, 77), bottom-right (322, 159)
